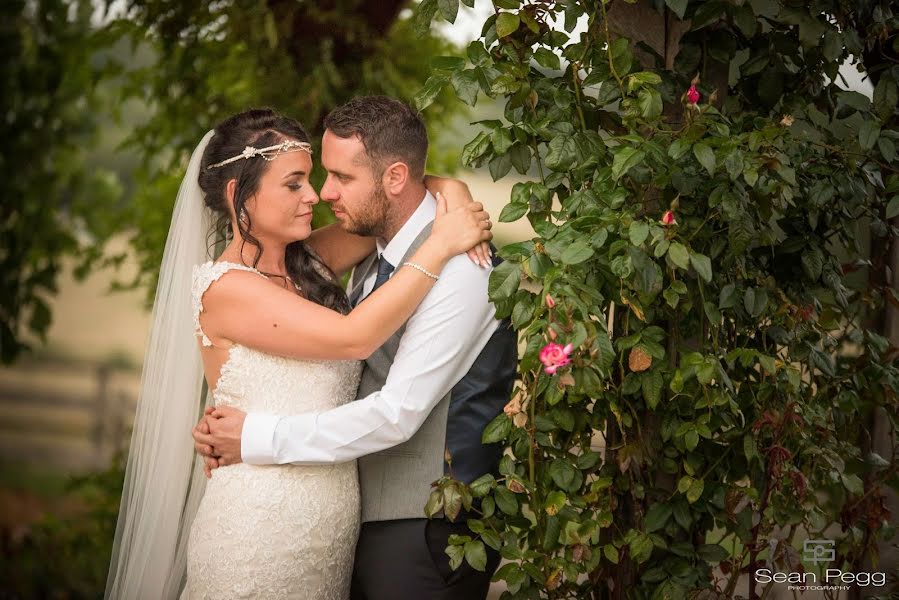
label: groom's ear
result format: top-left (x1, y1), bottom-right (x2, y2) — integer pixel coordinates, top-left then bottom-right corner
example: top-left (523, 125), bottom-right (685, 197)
top-left (382, 161), bottom-right (410, 195)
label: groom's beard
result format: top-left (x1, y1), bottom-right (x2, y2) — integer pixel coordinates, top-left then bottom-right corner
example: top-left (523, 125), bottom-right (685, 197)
top-left (343, 182), bottom-right (390, 238)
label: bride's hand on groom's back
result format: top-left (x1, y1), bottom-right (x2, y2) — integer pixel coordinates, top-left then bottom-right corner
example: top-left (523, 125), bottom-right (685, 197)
top-left (193, 406), bottom-right (246, 477)
top-left (193, 409), bottom-right (219, 478)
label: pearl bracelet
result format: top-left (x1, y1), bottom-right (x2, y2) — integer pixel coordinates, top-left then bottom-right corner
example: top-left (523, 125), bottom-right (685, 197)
top-left (402, 261), bottom-right (439, 281)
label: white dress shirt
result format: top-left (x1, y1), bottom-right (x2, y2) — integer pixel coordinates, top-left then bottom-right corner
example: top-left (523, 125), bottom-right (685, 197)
top-left (241, 191), bottom-right (500, 464)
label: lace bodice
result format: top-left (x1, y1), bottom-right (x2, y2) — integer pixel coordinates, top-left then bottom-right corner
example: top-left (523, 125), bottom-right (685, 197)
top-left (184, 261), bottom-right (363, 599)
top-left (191, 260), bottom-right (361, 413)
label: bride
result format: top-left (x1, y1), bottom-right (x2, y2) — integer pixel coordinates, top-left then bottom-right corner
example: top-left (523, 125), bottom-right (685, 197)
top-left (104, 109), bottom-right (493, 599)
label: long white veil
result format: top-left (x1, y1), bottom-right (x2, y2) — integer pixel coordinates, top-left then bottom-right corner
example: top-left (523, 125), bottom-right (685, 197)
top-left (106, 130), bottom-right (216, 599)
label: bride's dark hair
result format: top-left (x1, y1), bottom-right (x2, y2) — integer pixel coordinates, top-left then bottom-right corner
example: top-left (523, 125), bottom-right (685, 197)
top-left (198, 108), bottom-right (351, 314)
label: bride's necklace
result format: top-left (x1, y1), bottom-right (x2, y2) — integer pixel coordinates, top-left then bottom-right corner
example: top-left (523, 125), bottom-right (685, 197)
top-left (259, 270), bottom-right (302, 292)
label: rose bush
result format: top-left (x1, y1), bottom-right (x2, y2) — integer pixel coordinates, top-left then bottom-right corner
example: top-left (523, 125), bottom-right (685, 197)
top-left (417, 1), bottom-right (899, 599)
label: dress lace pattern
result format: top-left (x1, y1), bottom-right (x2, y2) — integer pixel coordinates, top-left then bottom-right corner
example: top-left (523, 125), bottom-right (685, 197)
top-left (184, 261), bottom-right (363, 599)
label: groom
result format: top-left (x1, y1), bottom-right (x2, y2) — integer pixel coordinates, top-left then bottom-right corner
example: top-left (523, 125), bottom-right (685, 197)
top-left (194, 96), bottom-right (517, 600)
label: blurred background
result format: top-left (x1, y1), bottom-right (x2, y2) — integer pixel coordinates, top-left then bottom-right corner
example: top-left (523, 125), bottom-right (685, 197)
top-left (0, 0), bottom-right (542, 596)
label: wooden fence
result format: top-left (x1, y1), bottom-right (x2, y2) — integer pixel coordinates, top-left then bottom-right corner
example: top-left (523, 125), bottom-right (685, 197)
top-left (0, 359), bottom-right (139, 472)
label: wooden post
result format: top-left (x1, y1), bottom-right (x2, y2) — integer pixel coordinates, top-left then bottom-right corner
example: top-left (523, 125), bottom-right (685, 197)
top-left (93, 364), bottom-right (110, 466)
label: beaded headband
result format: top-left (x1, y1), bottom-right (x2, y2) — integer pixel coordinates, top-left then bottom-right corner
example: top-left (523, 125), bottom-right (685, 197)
top-left (206, 140), bottom-right (313, 170)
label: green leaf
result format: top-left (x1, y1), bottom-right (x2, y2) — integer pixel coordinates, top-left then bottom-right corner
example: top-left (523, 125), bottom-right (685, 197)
top-left (542, 515), bottom-right (561, 550)
top-left (494, 486), bottom-right (519, 515)
top-left (438, 0), bottom-right (459, 22)
top-left (879, 137), bottom-right (897, 163)
top-left (642, 370), bottom-right (664, 410)
top-left (665, 0), bottom-right (688, 19)
top-left (687, 478), bottom-right (704, 504)
top-left (461, 131), bottom-right (491, 166)
top-left (481, 412), bottom-right (512, 443)
top-left (637, 88), bottom-right (663, 119)
top-left (577, 451), bottom-right (601, 470)
top-left (801, 246), bottom-right (824, 281)
top-left (689, 252), bottom-right (712, 282)
top-left (545, 135), bottom-right (578, 171)
top-left (644, 503), bottom-right (672, 532)
top-left (431, 55), bottom-right (465, 70)
top-left (561, 241), bottom-right (594, 265)
top-left (859, 120), bottom-right (881, 150)
top-left (451, 69), bottom-right (480, 106)
top-left (413, 73), bottom-right (450, 111)
top-left (470, 473), bottom-right (495, 497)
top-left (488, 260), bottom-right (520, 300)
top-left (629, 532), bottom-right (654, 563)
top-left (499, 202), bottom-right (528, 223)
top-left (609, 37), bottom-right (633, 75)
top-left (488, 153), bottom-right (512, 181)
top-left (873, 77), bottom-right (898, 121)
top-left (886, 196), bottom-right (899, 220)
top-left (724, 148), bottom-right (744, 180)
top-left (496, 12), bottom-right (520, 38)
top-left (743, 287), bottom-right (768, 317)
top-left (663, 288), bottom-right (680, 308)
top-left (668, 242), bottom-right (690, 270)
top-left (545, 490), bottom-right (567, 515)
top-left (492, 128), bottom-right (515, 154)
top-left (464, 540), bottom-right (487, 571)
top-left (534, 48), bottom-right (561, 70)
top-left (549, 459), bottom-right (580, 492)
top-left (612, 147), bottom-right (645, 181)
top-left (693, 143), bottom-right (716, 176)
top-left (604, 544), bottom-right (620, 564)
top-left (509, 144), bottom-right (531, 174)
top-left (841, 473), bottom-right (864, 496)
top-left (444, 481), bottom-right (463, 521)
top-left (684, 428), bottom-right (699, 451)
top-left (414, 0), bottom-right (439, 35)
top-left (629, 220), bottom-right (649, 246)
top-left (697, 544), bottom-right (730, 562)
top-left (425, 488), bottom-right (444, 517)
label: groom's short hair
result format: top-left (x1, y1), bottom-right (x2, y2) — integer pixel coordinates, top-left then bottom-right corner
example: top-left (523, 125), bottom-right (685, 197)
top-left (324, 96), bottom-right (428, 180)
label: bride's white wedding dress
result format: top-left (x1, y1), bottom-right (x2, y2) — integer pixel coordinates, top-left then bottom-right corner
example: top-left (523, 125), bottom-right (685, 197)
top-left (183, 261), bottom-right (363, 599)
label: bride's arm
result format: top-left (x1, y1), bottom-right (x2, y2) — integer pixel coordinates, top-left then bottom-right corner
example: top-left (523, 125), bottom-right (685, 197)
top-left (304, 223), bottom-right (374, 278)
top-left (200, 200), bottom-right (492, 361)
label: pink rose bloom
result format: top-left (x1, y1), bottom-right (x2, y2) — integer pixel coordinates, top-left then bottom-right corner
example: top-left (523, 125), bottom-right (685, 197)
top-left (539, 342), bottom-right (573, 375)
top-left (545, 294), bottom-right (556, 308)
top-left (686, 84), bottom-right (700, 104)
top-left (660, 210), bottom-right (677, 226)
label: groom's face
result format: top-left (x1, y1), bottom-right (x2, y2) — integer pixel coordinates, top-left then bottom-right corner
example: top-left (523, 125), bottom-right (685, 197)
top-left (320, 129), bottom-right (389, 238)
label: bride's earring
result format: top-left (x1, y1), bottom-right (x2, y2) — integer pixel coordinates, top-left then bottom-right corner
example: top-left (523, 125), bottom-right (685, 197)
top-left (239, 208), bottom-right (249, 226)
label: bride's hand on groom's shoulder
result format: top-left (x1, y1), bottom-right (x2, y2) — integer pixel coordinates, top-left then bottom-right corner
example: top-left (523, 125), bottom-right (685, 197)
top-left (425, 175), bottom-right (493, 268)
top-left (432, 193), bottom-right (493, 260)
top-left (192, 406), bottom-right (246, 477)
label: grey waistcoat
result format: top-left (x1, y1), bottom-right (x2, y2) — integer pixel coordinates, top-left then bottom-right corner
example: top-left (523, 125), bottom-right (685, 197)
top-left (348, 224), bottom-right (449, 522)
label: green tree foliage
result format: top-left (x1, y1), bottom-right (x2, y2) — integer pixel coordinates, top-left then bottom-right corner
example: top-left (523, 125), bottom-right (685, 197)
top-left (98, 0), bottom-right (467, 294)
top-left (2, 1), bottom-right (469, 356)
top-left (2, 0), bottom-right (124, 363)
top-left (419, 1), bottom-right (899, 598)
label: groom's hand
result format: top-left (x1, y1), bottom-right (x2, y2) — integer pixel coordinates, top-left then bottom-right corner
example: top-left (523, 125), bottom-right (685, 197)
top-left (192, 405), bottom-right (247, 469)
